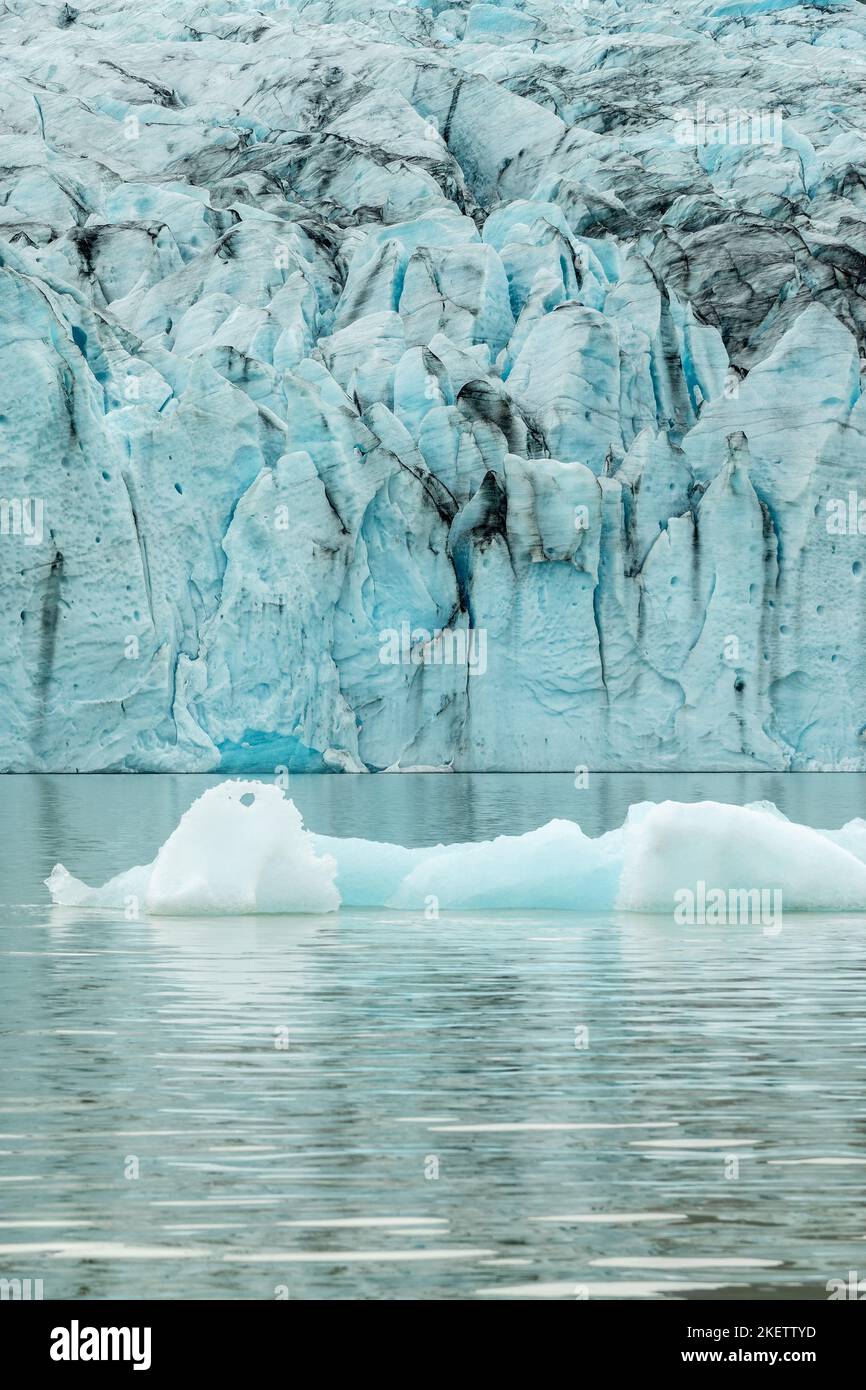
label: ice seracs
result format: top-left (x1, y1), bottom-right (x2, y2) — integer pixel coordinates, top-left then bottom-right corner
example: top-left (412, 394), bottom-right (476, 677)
top-left (2, 1), bottom-right (866, 770)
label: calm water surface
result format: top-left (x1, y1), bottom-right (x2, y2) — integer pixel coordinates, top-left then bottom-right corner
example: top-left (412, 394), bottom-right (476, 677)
top-left (1, 773), bottom-right (865, 1300)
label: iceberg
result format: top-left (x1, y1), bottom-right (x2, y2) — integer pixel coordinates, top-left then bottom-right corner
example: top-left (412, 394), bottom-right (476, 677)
top-left (2, 1), bottom-right (866, 771)
top-left (46, 780), bottom-right (340, 916)
top-left (45, 779), bottom-right (866, 916)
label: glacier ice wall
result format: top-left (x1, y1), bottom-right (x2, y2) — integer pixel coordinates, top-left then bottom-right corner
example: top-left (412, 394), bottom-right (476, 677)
top-left (2, 0), bottom-right (866, 771)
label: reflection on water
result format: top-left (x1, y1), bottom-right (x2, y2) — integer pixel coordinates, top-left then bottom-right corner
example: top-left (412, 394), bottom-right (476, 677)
top-left (0, 774), bottom-right (865, 1300)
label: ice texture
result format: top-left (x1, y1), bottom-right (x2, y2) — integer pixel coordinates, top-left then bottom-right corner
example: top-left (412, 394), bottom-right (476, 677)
top-left (3, 1), bottom-right (866, 770)
top-left (45, 779), bottom-right (866, 914)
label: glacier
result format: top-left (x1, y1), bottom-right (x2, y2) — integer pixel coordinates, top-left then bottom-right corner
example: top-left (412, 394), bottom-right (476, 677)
top-left (2, 0), bottom-right (866, 771)
top-left (45, 778), bottom-right (866, 913)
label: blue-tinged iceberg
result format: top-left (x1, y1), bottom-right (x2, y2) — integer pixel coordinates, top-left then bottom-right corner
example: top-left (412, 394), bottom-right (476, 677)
top-left (2, 0), bottom-right (866, 770)
top-left (45, 779), bottom-right (866, 914)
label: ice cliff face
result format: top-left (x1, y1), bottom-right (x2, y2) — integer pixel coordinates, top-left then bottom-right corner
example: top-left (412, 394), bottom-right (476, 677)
top-left (2, 0), bottom-right (866, 771)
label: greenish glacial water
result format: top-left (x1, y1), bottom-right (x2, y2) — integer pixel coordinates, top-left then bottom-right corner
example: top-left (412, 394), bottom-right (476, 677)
top-left (1, 772), bottom-right (865, 1300)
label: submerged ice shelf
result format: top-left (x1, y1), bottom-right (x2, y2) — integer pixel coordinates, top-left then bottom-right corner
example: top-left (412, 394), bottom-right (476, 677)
top-left (46, 779), bottom-right (866, 915)
top-left (3, 1), bottom-right (866, 771)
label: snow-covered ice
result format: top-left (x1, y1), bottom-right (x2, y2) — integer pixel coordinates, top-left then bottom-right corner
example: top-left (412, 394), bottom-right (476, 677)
top-left (3, 1), bottom-right (866, 770)
top-left (45, 779), bottom-right (866, 915)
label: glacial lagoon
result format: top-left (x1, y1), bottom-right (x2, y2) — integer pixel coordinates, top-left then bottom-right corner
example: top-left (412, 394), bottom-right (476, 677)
top-left (1, 773), bottom-right (865, 1300)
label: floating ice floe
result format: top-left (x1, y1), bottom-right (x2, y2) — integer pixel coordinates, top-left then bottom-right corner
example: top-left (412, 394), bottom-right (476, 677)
top-left (47, 781), bottom-right (339, 916)
top-left (45, 780), bottom-right (866, 916)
